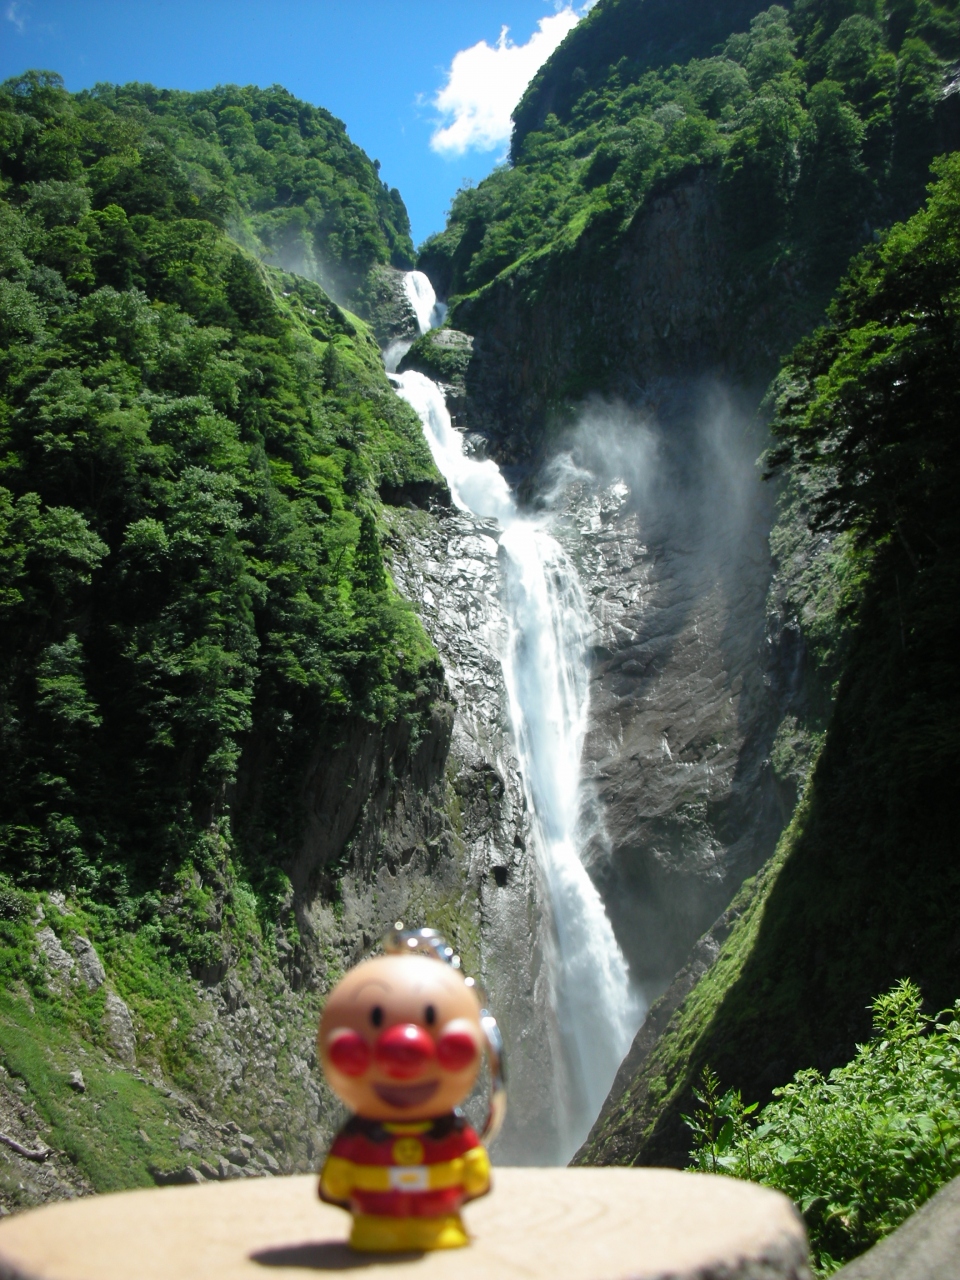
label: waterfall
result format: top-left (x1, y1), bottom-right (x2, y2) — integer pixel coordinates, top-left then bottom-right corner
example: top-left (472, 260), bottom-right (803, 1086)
top-left (390, 277), bottom-right (640, 1161)
top-left (403, 270), bottom-right (447, 335)
top-left (383, 272), bottom-right (448, 374)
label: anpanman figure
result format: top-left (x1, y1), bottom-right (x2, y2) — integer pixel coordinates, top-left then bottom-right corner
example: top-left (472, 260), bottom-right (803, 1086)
top-left (317, 925), bottom-right (506, 1252)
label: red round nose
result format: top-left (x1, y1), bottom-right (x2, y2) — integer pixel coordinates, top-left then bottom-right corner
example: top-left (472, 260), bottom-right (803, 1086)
top-left (374, 1024), bottom-right (436, 1079)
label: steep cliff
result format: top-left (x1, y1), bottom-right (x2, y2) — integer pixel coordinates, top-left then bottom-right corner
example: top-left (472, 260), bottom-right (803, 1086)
top-left (0, 68), bottom-right (573, 1206)
top-left (428, 0), bottom-right (960, 452)
top-left (4, 0), bottom-right (960, 1213)
top-left (577, 153), bottom-right (960, 1169)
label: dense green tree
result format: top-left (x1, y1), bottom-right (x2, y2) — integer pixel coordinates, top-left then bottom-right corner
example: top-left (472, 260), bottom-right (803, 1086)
top-left (0, 71), bottom-right (440, 939)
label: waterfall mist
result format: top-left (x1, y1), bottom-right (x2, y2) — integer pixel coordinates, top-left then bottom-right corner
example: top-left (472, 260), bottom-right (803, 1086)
top-left (389, 273), bottom-right (641, 1162)
top-left (535, 386), bottom-right (778, 1007)
top-left (554, 388), bottom-right (766, 561)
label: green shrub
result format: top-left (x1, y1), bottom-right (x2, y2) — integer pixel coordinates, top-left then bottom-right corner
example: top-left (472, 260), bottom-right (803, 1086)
top-left (686, 980), bottom-right (960, 1275)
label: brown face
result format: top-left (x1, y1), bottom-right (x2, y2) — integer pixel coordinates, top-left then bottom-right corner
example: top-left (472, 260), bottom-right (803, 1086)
top-left (318, 954), bottom-right (484, 1121)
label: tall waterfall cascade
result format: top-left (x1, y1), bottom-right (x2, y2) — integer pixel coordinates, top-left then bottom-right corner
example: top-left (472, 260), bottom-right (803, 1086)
top-left (390, 272), bottom-right (643, 1160)
top-left (402, 269), bottom-right (447, 335)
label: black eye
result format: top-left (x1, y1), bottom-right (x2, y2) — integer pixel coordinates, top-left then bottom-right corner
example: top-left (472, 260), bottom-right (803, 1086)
top-left (370, 1005), bottom-right (383, 1027)
top-left (425, 1004), bottom-right (436, 1026)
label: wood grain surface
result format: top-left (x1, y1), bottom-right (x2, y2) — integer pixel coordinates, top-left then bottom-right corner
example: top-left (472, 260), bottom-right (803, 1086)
top-left (0, 1167), bottom-right (811, 1280)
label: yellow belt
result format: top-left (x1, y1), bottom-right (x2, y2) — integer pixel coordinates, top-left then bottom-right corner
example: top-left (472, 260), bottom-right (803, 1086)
top-left (321, 1147), bottom-right (490, 1200)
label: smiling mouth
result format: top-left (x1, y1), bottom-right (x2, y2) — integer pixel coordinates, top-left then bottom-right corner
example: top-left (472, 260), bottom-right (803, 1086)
top-left (374, 1081), bottom-right (440, 1109)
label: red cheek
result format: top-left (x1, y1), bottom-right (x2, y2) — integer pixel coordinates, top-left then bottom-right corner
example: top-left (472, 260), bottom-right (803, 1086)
top-left (327, 1030), bottom-right (371, 1076)
top-left (436, 1030), bottom-right (478, 1072)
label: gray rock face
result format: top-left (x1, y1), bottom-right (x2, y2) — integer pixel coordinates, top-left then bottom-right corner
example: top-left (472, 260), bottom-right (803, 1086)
top-left (383, 504), bottom-right (567, 1163)
top-left (835, 1175), bottom-right (960, 1279)
top-left (174, 498), bottom-right (564, 1168)
top-left (368, 359), bottom-right (798, 1158)
top-left (35, 927), bottom-right (74, 992)
top-left (425, 171), bottom-right (819, 1144)
top-left (506, 384), bottom-right (789, 1002)
top-left (103, 991), bottom-right (136, 1064)
top-left (456, 171), bottom-right (798, 462)
top-left (70, 935), bottom-right (105, 992)
top-left (361, 264), bottom-right (420, 345)
top-left (398, 329), bottom-right (474, 428)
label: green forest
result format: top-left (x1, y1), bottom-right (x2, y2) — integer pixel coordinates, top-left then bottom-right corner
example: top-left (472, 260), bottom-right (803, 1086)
top-left (0, 68), bottom-right (442, 914)
top-left (80, 79), bottom-right (416, 305)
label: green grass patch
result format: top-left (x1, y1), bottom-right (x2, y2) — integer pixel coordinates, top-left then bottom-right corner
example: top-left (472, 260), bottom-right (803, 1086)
top-left (0, 988), bottom-right (186, 1191)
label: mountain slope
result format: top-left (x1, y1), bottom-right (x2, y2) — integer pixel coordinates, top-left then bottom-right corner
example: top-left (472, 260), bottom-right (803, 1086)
top-left (511, 0), bottom-right (776, 155)
top-left (72, 80), bottom-right (415, 320)
top-left (421, 0), bottom-right (960, 418)
top-left (415, 0), bottom-right (960, 1195)
top-left (0, 70), bottom-right (457, 1208)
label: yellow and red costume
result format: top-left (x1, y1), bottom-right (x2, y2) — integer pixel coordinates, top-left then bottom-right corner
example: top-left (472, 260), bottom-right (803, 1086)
top-left (319, 1111), bottom-right (491, 1251)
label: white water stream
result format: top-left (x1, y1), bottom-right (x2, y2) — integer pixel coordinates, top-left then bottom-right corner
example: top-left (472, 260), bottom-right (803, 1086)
top-left (391, 272), bottom-right (640, 1159)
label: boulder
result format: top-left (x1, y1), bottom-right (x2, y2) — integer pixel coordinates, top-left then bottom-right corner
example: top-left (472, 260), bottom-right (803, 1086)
top-left (35, 927), bottom-right (75, 992)
top-left (102, 992), bottom-right (136, 1064)
top-left (70, 935), bottom-right (105, 992)
top-left (835, 1175), bottom-right (960, 1280)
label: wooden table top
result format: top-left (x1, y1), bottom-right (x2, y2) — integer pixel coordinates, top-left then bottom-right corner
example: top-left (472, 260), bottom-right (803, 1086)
top-left (0, 1167), bottom-right (810, 1280)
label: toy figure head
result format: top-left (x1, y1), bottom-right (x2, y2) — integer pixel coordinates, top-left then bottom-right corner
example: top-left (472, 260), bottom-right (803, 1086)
top-left (318, 927), bottom-right (504, 1130)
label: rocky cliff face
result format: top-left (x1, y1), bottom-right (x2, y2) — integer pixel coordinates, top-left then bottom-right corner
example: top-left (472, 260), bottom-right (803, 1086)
top-left (419, 168), bottom-right (818, 1146)
top-left (455, 170), bottom-right (801, 465)
top-left (539, 410), bottom-right (789, 998)
top-left (0, 170), bottom-right (810, 1210)
top-left (0, 188), bottom-right (869, 1209)
top-left (0, 534), bottom-right (562, 1209)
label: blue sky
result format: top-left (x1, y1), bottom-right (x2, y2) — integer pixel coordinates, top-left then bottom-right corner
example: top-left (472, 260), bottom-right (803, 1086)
top-left (0, 1), bottom-right (592, 247)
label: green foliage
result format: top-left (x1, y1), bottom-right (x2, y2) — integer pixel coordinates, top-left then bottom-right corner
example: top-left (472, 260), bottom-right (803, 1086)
top-left (682, 1065), bottom-right (759, 1174)
top-left (397, 330), bottom-right (473, 383)
top-left (511, 0), bottom-right (779, 153)
top-left (770, 150), bottom-right (960, 564)
top-left (76, 78), bottom-right (414, 301)
top-left (687, 982), bottom-right (960, 1275)
top-left (0, 885), bottom-right (219, 1192)
top-left (423, 0), bottom-right (957, 311)
top-left (0, 69), bottom-right (442, 929)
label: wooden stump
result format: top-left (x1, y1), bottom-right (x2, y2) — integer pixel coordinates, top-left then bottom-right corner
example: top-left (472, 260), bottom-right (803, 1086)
top-left (0, 1168), bottom-right (811, 1280)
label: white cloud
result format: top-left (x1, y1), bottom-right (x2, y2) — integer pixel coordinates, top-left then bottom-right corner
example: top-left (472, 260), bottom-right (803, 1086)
top-left (5, 2), bottom-right (26, 33)
top-left (430, 6), bottom-right (589, 158)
